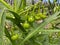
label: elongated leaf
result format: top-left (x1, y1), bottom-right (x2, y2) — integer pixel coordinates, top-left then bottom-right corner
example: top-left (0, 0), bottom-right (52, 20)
top-left (0, 8), bottom-right (5, 45)
top-left (20, 11), bottom-right (60, 44)
top-left (20, 0), bottom-right (26, 9)
top-left (14, 0), bottom-right (21, 12)
top-left (8, 10), bottom-right (26, 32)
top-left (8, 10), bottom-right (21, 21)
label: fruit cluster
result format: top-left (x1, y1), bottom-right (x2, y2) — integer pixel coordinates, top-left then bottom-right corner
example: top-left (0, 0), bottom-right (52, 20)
top-left (10, 13), bottom-right (47, 40)
top-left (22, 13), bottom-right (47, 29)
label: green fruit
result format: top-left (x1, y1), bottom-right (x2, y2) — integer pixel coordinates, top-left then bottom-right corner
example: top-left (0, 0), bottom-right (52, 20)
top-left (35, 15), bottom-right (41, 20)
top-left (40, 14), bottom-right (46, 19)
top-left (23, 22), bottom-right (30, 29)
top-left (11, 34), bottom-right (19, 40)
top-left (28, 16), bottom-right (35, 22)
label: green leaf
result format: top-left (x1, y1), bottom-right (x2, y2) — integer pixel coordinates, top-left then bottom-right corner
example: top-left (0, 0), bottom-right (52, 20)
top-left (19, 0), bottom-right (26, 9)
top-left (0, 8), bottom-right (5, 45)
top-left (20, 11), bottom-right (60, 44)
top-left (14, 0), bottom-right (21, 12)
top-left (8, 10), bottom-right (26, 32)
top-left (8, 10), bottom-right (21, 21)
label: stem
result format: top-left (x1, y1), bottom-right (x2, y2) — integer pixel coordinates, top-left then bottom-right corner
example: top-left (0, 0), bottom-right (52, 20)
top-left (0, 0), bottom-right (13, 10)
top-left (19, 1), bottom-right (41, 15)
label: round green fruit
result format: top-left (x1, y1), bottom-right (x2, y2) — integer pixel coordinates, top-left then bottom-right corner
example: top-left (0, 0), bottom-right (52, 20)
top-left (28, 16), bottom-right (35, 23)
top-left (35, 15), bottom-right (41, 20)
top-left (23, 22), bottom-right (30, 29)
top-left (40, 14), bottom-right (46, 19)
top-left (11, 34), bottom-right (19, 40)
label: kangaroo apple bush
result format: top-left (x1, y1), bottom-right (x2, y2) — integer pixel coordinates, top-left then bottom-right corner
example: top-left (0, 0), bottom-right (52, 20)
top-left (0, 0), bottom-right (60, 45)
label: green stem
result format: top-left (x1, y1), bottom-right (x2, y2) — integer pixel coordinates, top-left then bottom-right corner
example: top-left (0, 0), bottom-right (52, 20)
top-left (19, 1), bottom-right (41, 15)
top-left (0, 0), bottom-right (13, 10)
